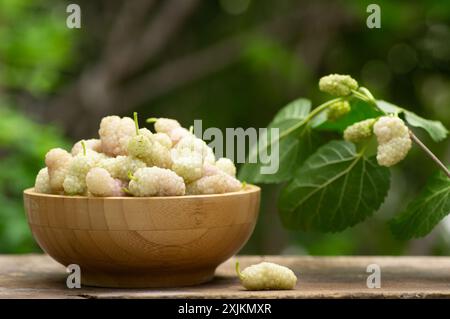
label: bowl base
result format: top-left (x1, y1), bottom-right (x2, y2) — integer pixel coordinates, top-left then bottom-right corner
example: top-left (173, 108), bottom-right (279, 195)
top-left (80, 267), bottom-right (216, 288)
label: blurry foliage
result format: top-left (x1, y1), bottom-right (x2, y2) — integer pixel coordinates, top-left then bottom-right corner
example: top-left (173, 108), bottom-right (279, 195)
top-left (0, 0), bottom-right (449, 255)
top-left (0, 0), bottom-right (72, 252)
top-left (0, 102), bottom-right (69, 253)
top-left (243, 35), bottom-right (308, 88)
top-left (0, 0), bottom-right (74, 94)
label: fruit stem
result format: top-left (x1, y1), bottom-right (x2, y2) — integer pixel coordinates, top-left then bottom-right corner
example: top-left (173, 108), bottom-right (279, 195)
top-left (127, 171), bottom-right (137, 181)
top-left (81, 140), bottom-right (86, 156)
top-left (235, 261), bottom-right (244, 280)
top-left (281, 97), bottom-right (344, 138)
top-left (351, 89), bottom-right (371, 103)
top-left (133, 112), bottom-right (140, 135)
top-left (409, 130), bottom-right (450, 178)
top-left (359, 87), bottom-right (376, 102)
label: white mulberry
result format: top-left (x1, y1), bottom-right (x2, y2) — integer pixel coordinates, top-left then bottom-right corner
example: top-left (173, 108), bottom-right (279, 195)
top-left (99, 115), bottom-right (136, 156)
top-left (63, 150), bottom-right (103, 195)
top-left (215, 157), bottom-right (236, 176)
top-left (128, 167), bottom-right (185, 196)
top-left (319, 74), bottom-right (358, 96)
top-left (128, 134), bottom-right (172, 168)
top-left (150, 117), bottom-right (192, 144)
top-left (168, 127), bottom-right (192, 144)
top-left (86, 167), bottom-right (126, 197)
top-left (45, 148), bottom-right (73, 193)
top-left (128, 115), bottom-right (172, 168)
top-left (34, 168), bottom-right (51, 194)
top-left (171, 149), bottom-right (204, 183)
top-left (99, 155), bottom-right (146, 180)
top-left (201, 163), bottom-right (221, 177)
top-left (343, 118), bottom-right (376, 143)
top-left (176, 135), bottom-right (215, 164)
top-left (186, 172), bottom-right (241, 195)
top-left (170, 136), bottom-right (215, 183)
top-left (153, 132), bottom-right (173, 149)
top-left (236, 261), bottom-right (297, 290)
top-left (153, 118), bottom-right (181, 134)
top-left (71, 139), bottom-right (102, 156)
top-left (373, 116), bottom-right (412, 167)
top-left (327, 100), bottom-right (351, 121)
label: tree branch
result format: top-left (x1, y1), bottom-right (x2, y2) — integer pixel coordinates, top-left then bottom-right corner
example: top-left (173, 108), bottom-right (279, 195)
top-left (105, 0), bottom-right (157, 54)
top-left (43, 2), bottom-right (353, 139)
top-left (105, 0), bottom-right (202, 81)
top-left (119, 6), bottom-right (321, 110)
top-left (410, 130), bottom-right (450, 178)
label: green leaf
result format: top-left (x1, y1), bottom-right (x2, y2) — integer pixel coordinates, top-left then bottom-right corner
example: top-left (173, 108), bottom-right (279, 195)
top-left (376, 100), bottom-right (401, 114)
top-left (403, 111), bottom-right (448, 142)
top-left (238, 98), bottom-right (315, 183)
top-left (279, 140), bottom-right (390, 232)
top-left (376, 100), bottom-right (448, 142)
top-left (239, 127), bottom-right (321, 183)
top-left (238, 135), bottom-right (299, 184)
top-left (390, 169), bottom-right (450, 240)
top-left (271, 98), bottom-right (311, 127)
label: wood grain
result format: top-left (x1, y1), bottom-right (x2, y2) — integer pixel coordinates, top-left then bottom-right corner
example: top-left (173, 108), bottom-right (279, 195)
top-left (2, 255), bottom-right (450, 299)
top-left (23, 186), bottom-right (260, 288)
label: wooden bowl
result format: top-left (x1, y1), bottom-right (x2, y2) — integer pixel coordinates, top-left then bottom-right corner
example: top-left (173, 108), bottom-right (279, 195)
top-left (23, 185), bottom-right (260, 288)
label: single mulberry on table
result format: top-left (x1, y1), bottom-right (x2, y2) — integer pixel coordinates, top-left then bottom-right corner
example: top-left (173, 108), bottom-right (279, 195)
top-left (236, 261), bottom-right (297, 290)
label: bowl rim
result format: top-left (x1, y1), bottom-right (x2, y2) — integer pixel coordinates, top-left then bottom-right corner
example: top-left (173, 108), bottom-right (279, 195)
top-left (23, 184), bottom-right (260, 200)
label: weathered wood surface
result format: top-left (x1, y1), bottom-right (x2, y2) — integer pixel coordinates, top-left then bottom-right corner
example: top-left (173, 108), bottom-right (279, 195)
top-left (1, 255), bottom-right (450, 299)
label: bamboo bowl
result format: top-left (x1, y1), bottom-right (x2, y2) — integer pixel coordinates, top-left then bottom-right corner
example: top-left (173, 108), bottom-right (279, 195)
top-left (23, 185), bottom-right (260, 288)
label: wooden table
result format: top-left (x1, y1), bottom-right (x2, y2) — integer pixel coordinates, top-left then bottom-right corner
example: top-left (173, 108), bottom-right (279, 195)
top-left (1, 255), bottom-right (450, 299)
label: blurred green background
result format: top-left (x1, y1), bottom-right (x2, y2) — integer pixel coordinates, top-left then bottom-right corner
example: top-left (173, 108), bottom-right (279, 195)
top-left (0, 0), bottom-right (449, 255)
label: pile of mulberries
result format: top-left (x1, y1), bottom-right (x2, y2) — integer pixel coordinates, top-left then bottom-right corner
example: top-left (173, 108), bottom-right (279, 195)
top-left (34, 114), bottom-right (242, 197)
